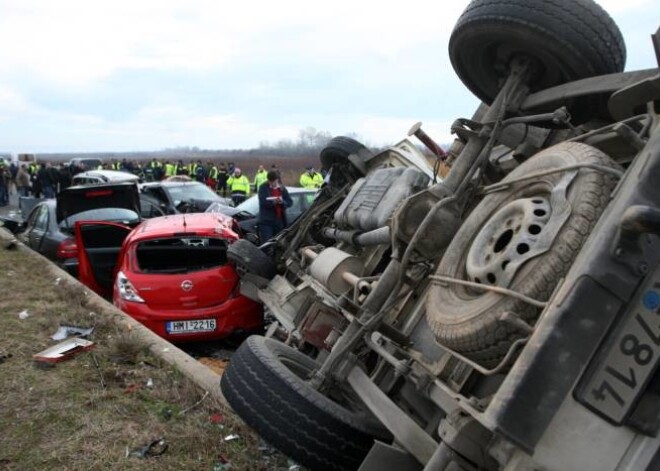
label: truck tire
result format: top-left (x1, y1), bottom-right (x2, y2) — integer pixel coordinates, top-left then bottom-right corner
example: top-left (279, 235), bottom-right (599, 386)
top-left (227, 239), bottom-right (276, 279)
top-left (221, 336), bottom-right (390, 471)
top-left (426, 142), bottom-right (620, 366)
top-left (320, 136), bottom-right (372, 178)
top-left (449, 0), bottom-right (626, 105)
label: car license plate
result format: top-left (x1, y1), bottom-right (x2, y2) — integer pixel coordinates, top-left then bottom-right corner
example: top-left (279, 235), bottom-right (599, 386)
top-left (577, 267), bottom-right (660, 424)
top-left (166, 319), bottom-right (216, 334)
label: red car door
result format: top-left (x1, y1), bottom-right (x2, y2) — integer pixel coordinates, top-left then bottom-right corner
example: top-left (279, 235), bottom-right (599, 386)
top-left (75, 221), bottom-right (132, 298)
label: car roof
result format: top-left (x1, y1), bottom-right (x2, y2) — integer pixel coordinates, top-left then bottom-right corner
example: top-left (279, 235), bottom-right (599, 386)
top-left (128, 212), bottom-right (238, 242)
top-left (73, 170), bottom-right (139, 182)
top-left (141, 181), bottom-right (204, 188)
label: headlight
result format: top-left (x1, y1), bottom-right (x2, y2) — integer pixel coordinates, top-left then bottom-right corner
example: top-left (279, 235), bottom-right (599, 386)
top-left (116, 271), bottom-right (145, 303)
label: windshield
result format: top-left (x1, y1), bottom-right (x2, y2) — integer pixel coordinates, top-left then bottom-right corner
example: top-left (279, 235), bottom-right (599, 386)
top-left (59, 208), bottom-right (139, 228)
top-left (235, 196), bottom-right (259, 216)
top-left (135, 237), bottom-right (228, 274)
top-left (166, 184), bottom-right (219, 204)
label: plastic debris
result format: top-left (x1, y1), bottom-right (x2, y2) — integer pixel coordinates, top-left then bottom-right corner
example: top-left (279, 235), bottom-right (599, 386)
top-left (33, 338), bottom-right (95, 363)
top-left (126, 437), bottom-right (168, 459)
top-left (209, 413), bottom-right (224, 425)
top-left (51, 325), bottom-right (94, 341)
top-left (213, 456), bottom-right (232, 471)
top-left (123, 384), bottom-right (142, 395)
top-left (54, 277), bottom-right (62, 285)
top-left (288, 459), bottom-right (302, 470)
top-left (146, 378), bottom-right (154, 388)
top-left (18, 310), bottom-right (29, 320)
top-left (223, 434), bottom-right (240, 442)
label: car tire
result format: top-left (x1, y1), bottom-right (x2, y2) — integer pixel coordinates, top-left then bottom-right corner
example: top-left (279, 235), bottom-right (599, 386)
top-left (227, 239), bottom-right (277, 280)
top-left (221, 336), bottom-right (390, 471)
top-left (320, 136), bottom-right (373, 178)
top-left (448, 0), bottom-right (626, 105)
top-left (426, 142), bottom-right (620, 366)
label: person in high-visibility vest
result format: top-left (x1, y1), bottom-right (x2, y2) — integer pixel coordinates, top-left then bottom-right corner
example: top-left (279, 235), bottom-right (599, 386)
top-left (299, 166), bottom-right (324, 189)
top-left (164, 161), bottom-right (175, 177)
top-left (227, 168), bottom-right (250, 205)
top-left (253, 165), bottom-right (267, 192)
top-left (187, 161), bottom-right (198, 177)
top-left (206, 162), bottom-right (218, 190)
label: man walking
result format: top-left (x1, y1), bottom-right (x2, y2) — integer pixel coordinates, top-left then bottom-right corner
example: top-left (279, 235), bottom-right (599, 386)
top-left (258, 171), bottom-right (292, 242)
top-left (16, 164), bottom-right (30, 197)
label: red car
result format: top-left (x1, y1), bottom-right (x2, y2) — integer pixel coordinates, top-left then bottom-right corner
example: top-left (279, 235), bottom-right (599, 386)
top-left (75, 213), bottom-right (263, 342)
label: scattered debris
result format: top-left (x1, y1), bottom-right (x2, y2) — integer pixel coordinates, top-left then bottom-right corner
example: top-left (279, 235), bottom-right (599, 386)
top-left (123, 384), bottom-right (142, 395)
top-left (0, 351), bottom-right (12, 365)
top-left (223, 434), bottom-right (240, 443)
top-left (198, 357), bottom-right (229, 375)
top-left (126, 437), bottom-right (168, 459)
top-left (146, 378), bottom-right (154, 388)
top-left (90, 352), bottom-right (106, 388)
top-left (209, 413), bottom-right (224, 425)
top-left (159, 407), bottom-right (173, 421)
top-left (288, 459), bottom-right (302, 470)
top-left (54, 277), bottom-right (62, 285)
top-left (17, 310), bottom-right (29, 320)
top-left (213, 456), bottom-right (232, 470)
top-left (51, 325), bottom-right (94, 341)
top-left (179, 391), bottom-right (209, 416)
top-left (33, 338), bottom-right (95, 364)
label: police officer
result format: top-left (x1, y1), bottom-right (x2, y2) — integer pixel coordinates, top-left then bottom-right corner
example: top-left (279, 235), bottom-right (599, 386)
top-left (227, 168), bottom-right (250, 205)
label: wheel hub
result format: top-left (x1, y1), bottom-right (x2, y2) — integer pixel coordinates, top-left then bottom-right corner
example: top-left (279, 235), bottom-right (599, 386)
top-left (466, 170), bottom-right (577, 289)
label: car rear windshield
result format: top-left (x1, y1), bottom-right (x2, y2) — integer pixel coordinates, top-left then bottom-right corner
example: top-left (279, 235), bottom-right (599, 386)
top-left (59, 208), bottom-right (139, 229)
top-left (135, 237), bottom-right (228, 274)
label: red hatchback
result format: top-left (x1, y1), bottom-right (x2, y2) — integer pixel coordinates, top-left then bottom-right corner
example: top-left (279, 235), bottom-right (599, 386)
top-left (75, 213), bottom-right (263, 342)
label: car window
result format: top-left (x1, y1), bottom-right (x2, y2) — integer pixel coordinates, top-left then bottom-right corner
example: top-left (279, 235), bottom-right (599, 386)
top-left (60, 208), bottom-right (139, 228)
top-left (135, 237), bottom-right (228, 274)
top-left (289, 194), bottom-right (305, 214)
top-left (166, 183), bottom-right (219, 204)
top-left (144, 187), bottom-right (169, 204)
top-left (236, 196), bottom-right (259, 215)
top-left (140, 197), bottom-right (165, 219)
top-left (34, 205), bottom-right (49, 231)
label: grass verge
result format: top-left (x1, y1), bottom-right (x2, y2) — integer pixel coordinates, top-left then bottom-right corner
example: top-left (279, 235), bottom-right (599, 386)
top-left (0, 246), bottom-right (289, 470)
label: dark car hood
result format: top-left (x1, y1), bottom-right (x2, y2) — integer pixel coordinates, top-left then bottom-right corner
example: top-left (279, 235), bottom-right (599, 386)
top-left (56, 182), bottom-right (140, 224)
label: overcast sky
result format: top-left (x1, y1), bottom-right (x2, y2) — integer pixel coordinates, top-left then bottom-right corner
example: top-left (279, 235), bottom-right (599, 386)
top-left (0, 0), bottom-right (658, 153)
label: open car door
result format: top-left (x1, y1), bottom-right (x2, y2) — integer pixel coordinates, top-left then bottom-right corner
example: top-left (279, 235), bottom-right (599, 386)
top-left (75, 221), bottom-right (132, 298)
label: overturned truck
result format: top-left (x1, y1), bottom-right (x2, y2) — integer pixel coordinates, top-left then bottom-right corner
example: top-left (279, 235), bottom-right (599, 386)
top-left (221, 1), bottom-right (660, 469)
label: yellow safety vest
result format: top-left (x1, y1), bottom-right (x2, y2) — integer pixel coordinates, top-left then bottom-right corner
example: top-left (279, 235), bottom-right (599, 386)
top-left (165, 163), bottom-right (175, 176)
top-left (227, 175), bottom-right (250, 195)
top-left (253, 170), bottom-right (268, 189)
top-left (300, 172), bottom-right (323, 189)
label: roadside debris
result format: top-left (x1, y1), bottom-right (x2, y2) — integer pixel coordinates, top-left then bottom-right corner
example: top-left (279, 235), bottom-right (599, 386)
top-left (17, 310), bottom-right (29, 320)
top-left (33, 338), bottom-right (95, 363)
top-left (126, 437), bottom-right (168, 459)
top-left (0, 351), bottom-right (12, 365)
top-left (54, 277), bottom-right (62, 285)
top-left (213, 455), bottom-right (232, 470)
top-left (51, 325), bottom-right (94, 341)
top-left (146, 378), bottom-right (154, 388)
top-left (123, 384), bottom-right (142, 395)
top-left (179, 391), bottom-right (209, 416)
top-left (222, 434), bottom-right (240, 443)
top-left (288, 460), bottom-right (302, 470)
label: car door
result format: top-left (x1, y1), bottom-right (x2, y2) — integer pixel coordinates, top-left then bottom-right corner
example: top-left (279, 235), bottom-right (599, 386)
top-left (75, 221), bottom-right (133, 298)
top-left (24, 204), bottom-right (49, 252)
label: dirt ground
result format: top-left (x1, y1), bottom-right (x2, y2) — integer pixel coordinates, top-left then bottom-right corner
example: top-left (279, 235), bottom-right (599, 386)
top-left (0, 247), bottom-right (291, 470)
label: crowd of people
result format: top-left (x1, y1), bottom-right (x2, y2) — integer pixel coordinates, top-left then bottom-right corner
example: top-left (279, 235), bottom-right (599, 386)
top-left (0, 157), bottom-right (327, 208)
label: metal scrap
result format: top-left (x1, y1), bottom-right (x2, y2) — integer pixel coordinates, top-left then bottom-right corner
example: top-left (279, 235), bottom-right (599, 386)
top-left (126, 437), bottom-right (168, 459)
top-left (33, 338), bottom-right (95, 363)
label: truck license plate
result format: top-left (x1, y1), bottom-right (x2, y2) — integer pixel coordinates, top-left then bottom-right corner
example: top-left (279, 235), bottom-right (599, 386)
top-left (578, 272), bottom-right (660, 424)
top-left (167, 319), bottom-right (216, 334)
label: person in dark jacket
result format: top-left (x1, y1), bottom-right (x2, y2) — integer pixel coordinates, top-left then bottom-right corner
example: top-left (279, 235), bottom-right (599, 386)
top-left (258, 171), bottom-right (292, 242)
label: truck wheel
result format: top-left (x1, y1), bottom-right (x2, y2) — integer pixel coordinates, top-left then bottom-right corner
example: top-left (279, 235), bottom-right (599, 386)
top-left (449, 0), bottom-right (626, 105)
top-left (221, 336), bottom-right (390, 471)
top-left (227, 239), bottom-right (276, 280)
top-left (320, 136), bottom-right (373, 179)
top-left (426, 142), bottom-right (620, 366)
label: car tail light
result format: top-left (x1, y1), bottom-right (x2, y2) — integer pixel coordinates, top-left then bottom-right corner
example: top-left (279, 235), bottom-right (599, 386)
top-left (57, 237), bottom-right (78, 259)
top-left (116, 271), bottom-right (145, 303)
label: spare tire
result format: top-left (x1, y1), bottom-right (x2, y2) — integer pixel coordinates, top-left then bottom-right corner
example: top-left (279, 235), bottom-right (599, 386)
top-left (449, 0), bottom-right (626, 105)
top-left (221, 336), bottom-right (390, 471)
top-left (426, 142), bottom-right (620, 366)
top-left (320, 136), bottom-right (373, 178)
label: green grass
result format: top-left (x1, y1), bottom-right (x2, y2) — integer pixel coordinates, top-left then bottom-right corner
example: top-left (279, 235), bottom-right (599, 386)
top-left (0, 247), bottom-right (289, 470)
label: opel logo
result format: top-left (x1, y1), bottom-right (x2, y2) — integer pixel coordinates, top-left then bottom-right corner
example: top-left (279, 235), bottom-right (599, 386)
top-left (181, 280), bottom-right (194, 292)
